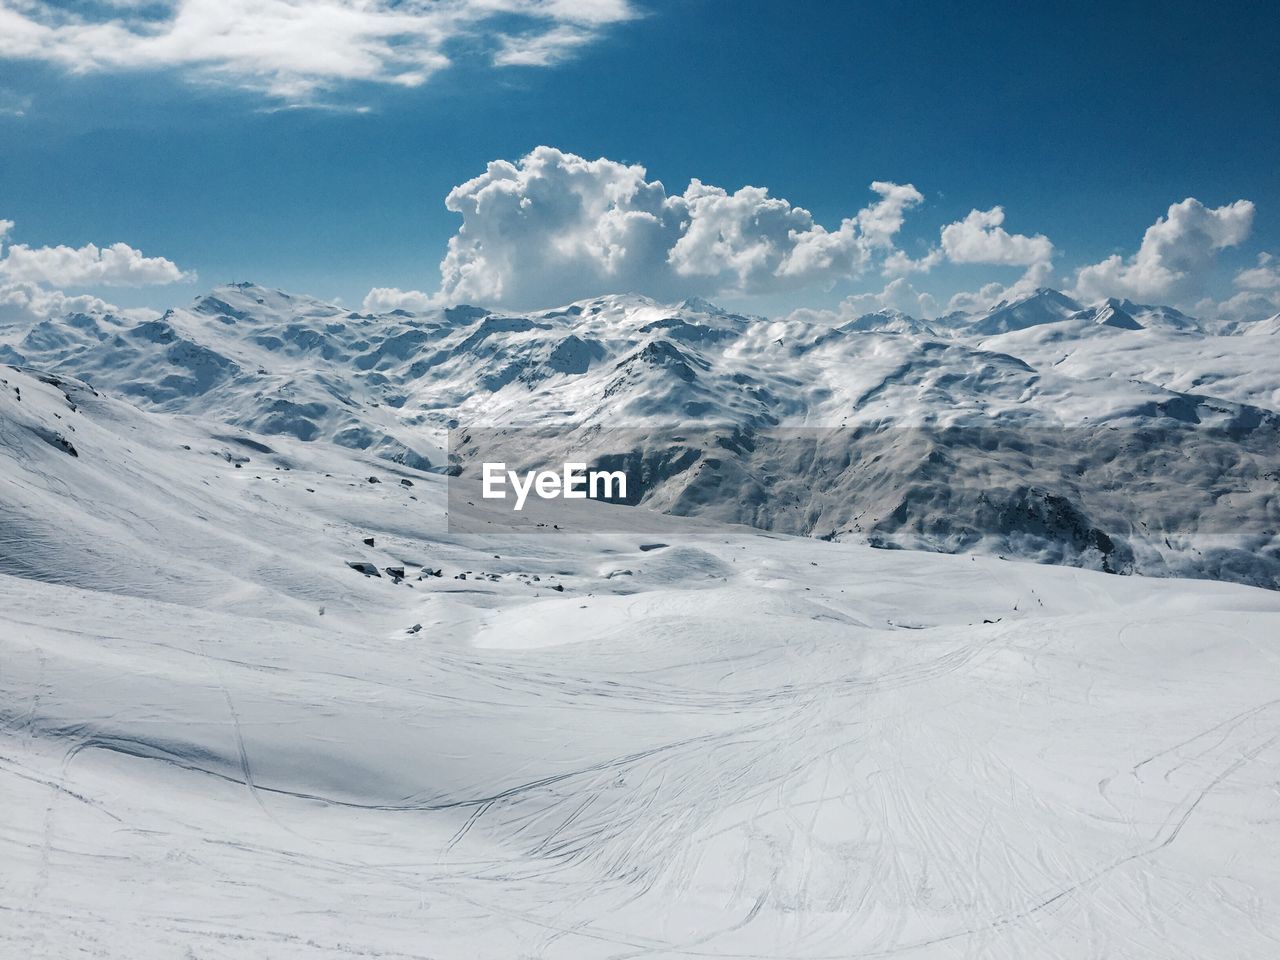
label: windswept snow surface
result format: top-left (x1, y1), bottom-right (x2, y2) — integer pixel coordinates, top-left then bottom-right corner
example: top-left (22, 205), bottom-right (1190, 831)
top-left (4, 363), bottom-right (1280, 958)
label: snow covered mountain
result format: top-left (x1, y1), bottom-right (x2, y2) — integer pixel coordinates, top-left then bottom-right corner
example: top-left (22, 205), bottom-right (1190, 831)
top-left (968, 287), bottom-right (1083, 334)
top-left (1, 280), bottom-right (1278, 958)
top-left (4, 281), bottom-right (1275, 587)
top-left (2, 281), bottom-right (1280, 591)
top-left (5, 358), bottom-right (1280, 960)
top-left (0, 284), bottom-right (458, 469)
top-left (1239, 311), bottom-right (1280, 337)
top-left (1069, 297), bottom-right (1145, 330)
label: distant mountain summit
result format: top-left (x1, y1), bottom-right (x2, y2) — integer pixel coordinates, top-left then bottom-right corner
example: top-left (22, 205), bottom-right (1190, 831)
top-left (969, 288), bottom-right (1082, 335)
top-left (1070, 298), bottom-right (1144, 330)
top-left (953, 289), bottom-right (1209, 336)
top-left (838, 309), bottom-right (941, 337)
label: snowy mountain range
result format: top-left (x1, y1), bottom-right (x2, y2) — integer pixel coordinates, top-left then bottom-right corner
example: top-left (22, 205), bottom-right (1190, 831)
top-left (5, 282), bottom-right (1280, 959)
top-left (3, 282), bottom-right (1277, 587)
top-left (5, 305), bottom-right (1280, 959)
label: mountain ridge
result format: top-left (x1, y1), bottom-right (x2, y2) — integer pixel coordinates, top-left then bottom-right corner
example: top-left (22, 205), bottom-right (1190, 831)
top-left (3, 281), bottom-right (1277, 587)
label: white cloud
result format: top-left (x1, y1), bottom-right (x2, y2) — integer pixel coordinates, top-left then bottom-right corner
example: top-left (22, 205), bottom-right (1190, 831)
top-left (841, 278), bottom-right (939, 318)
top-left (493, 25), bottom-right (596, 66)
top-left (1204, 253), bottom-right (1280, 322)
top-left (362, 157), bottom-right (1267, 323)
top-left (362, 286), bottom-right (435, 313)
top-left (879, 206), bottom-right (1059, 316)
top-left (1073, 197), bottom-right (1254, 304)
top-left (0, 0), bottom-right (636, 102)
top-left (782, 278), bottom-right (939, 326)
top-left (881, 205), bottom-right (1050, 285)
top-left (856, 182), bottom-right (925, 249)
top-left (0, 239), bottom-right (193, 287)
top-left (0, 279), bottom-right (127, 325)
top-left (946, 260), bottom-right (1055, 315)
top-left (0, 220), bottom-right (188, 325)
top-left (1235, 252), bottom-right (1280, 291)
top-left (940, 207), bottom-right (1054, 267)
top-left (1213, 290), bottom-right (1279, 323)
top-left (436, 146), bottom-right (923, 309)
top-left (882, 247), bottom-right (943, 276)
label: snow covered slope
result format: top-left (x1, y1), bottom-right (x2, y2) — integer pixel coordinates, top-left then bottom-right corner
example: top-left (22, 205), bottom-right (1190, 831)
top-left (3, 283), bottom-right (1277, 587)
top-left (0, 284), bottom-right (451, 469)
top-left (4, 361), bottom-right (1280, 959)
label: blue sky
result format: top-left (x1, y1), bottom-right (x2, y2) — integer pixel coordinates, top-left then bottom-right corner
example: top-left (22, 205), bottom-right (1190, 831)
top-left (1, 0), bottom-right (1278, 320)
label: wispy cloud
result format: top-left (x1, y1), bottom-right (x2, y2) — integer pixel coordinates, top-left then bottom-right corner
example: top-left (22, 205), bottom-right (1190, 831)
top-left (0, 0), bottom-right (637, 103)
top-left (0, 85), bottom-right (30, 117)
top-left (493, 25), bottom-right (598, 67)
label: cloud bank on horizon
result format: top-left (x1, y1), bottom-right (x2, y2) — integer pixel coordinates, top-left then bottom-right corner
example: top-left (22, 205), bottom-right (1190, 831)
top-left (365, 146), bottom-right (1277, 323)
top-left (0, 219), bottom-right (194, 324)
top-left (3, 147), bottom-right (1278, 326)
top-left (433, 146), bottom-right (927, 307)
top-left (0, 0), bottom-right (636, 102)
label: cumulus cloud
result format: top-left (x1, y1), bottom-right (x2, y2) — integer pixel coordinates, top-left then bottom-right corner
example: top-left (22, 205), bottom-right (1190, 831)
top-left (1208, 252), bottom-right (1280, 322)
top-left (940, 207), bottom-right (1054, 267)
top-left (0, 280), bottom-right (135, 325)
top-left (0, 219), bottom-right (189, 325)
top-left (369, 150), bottom-right (1272, 322)
top-left (881, 205), bottom-right (1051, 277)
top-left (856, 182), bottom-right (925, 249)
top-left (0, 0), bottom-right (636, 102)
top-left (1235, 252), bottom-right (1280, 292)
top-left (880, 206), bottom-right (1058, 315)
top-left (840, 278), bottom-right (938, 318)
top-left (362, 286), bottom-right (436, 314)
top-left (946, 260), bottom-right (1056, 315)
top-left (1072, 198), bottom-right (1254, 304)
top-left (879, 204), bottom-right (1054, 312)
top-left (882, 247), bottom-right (943, 276)
top-left (435, 146), bottom-right (923, 309)
top-left (782, 279), bottom-right (939, 326)
top-left (1214, 290), bottom-right (1278, 323)
top-left (1, 239), bottom-right (193, 288)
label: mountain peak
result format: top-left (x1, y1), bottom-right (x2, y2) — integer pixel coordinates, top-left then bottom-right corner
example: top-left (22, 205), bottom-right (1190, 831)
top-left (678, 296), bottom-right (730, 316)
top-left (1077, 300), bottom-right (1143, 330)
top-left (191, 282), bottom-right (346, 323)
top-left (971, 288), bottom-right (1081, 335)
top-left (1024, 287), bottom-right (1080, 307)
top-left (836, 308), bottom-right (935, 336)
